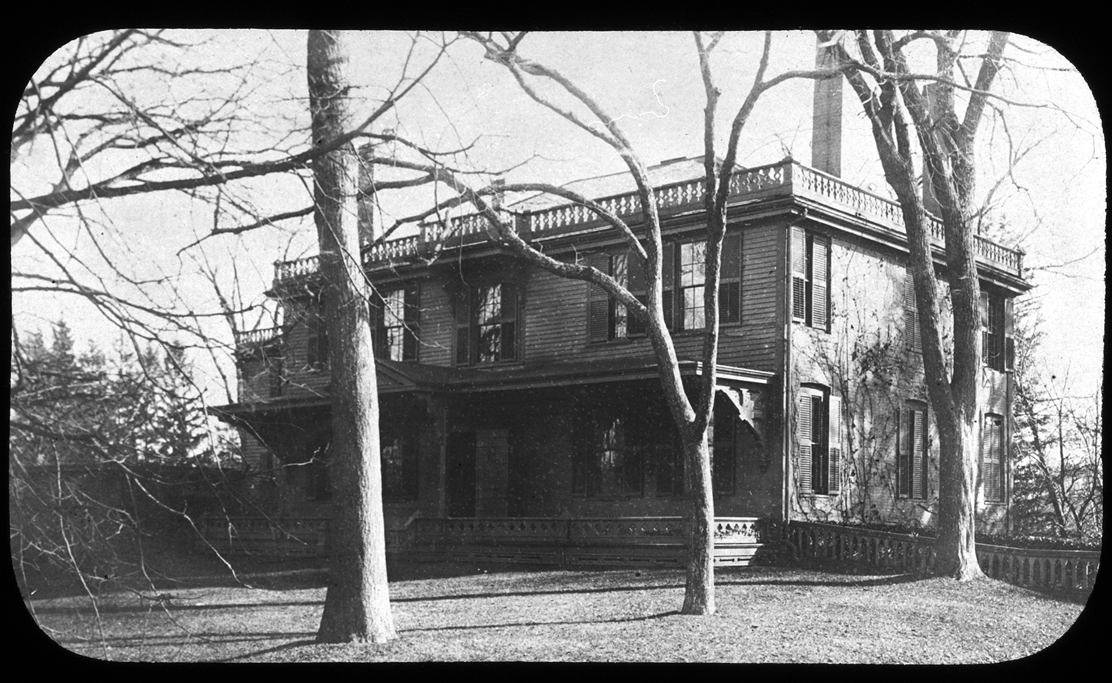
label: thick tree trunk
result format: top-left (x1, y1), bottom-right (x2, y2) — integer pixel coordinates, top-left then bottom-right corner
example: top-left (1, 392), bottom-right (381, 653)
top-left (308, 29), bottom-right (397, 644)
top-left (681, 432), bottom-right (715, 615)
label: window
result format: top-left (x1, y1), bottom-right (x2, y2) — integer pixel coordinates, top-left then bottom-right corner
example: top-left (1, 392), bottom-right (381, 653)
top-left (792, 227), bottom-right (831, 331)
top-left (587, 252), bottom-right (629, 342)
top-left (371, 284), bottom-right (420, 362)
top-left (711, 399), bottom-right (737, 496)
top-left (904, 272), bottom-right (921, 354)
top-left (981, 414), bottom-right (1006, 502)
top-left (381, 435), bottom-right (418, 500)
top-left (572, 416), bottom-right (643, 497)
top-left (267, 350), bottom-right (284, 398)
top-left (797, 386), bottom-right (841, 495)
top-left (596, 234), bottom-right (741, 338)
top-left (309, 444), bottom-right (331, 502)
top-left (654, 438), bottom-right (685, 496)
top-left (980, 292), bottom-right (1014, 372)
top-left (897, 403), bottom-right (929, 499)
top-left (456, 283), bottom-right (519, 365)
top-left (306, 298), bottom-right (329, 370)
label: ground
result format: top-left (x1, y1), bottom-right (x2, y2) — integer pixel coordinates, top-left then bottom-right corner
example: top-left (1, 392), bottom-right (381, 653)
top-left (22, 558), bottom-right (1092, 664)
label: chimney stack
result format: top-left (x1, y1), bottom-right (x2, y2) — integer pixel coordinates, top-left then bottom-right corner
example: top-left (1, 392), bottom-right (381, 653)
top-left (811, 41), bottom-right (843, 177)
top-left (491, 178), bottom-right (505, 212)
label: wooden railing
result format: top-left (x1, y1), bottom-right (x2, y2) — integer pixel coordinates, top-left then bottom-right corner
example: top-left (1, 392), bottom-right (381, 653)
top-left (233, 326), bottom-right (282, 349)
top-left (788, 521), bottom-right (1100, 596)
top-left (200, 516), bottom-right (329, 558)
top-left (271, 159), bottom-right (1025, 287)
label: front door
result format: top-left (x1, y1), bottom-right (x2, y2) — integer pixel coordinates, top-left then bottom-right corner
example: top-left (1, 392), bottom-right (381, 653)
top-left (446, 431), bottom-right (476, 517)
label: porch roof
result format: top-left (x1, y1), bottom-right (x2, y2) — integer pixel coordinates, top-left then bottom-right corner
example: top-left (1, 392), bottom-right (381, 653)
top-left (210, 357), bottom-right (774, 421)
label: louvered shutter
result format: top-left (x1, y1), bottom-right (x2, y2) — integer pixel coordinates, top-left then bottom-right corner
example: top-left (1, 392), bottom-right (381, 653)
top-left (721, 233), bottom-right (741, 324)
top-left (911, 409), bottom-right (925, 499)
top-left (1004, 298), bottom-right (1015, 371)
top-left (905, 272), bottom-right (920, 353)
top-left (455, 288), bottom-right (471, 365)
top-left (627, 248), bottom-right (646, 335)
top-left (812, 235), bottom-right (830, 330)
top-left (369, 291), bottom-right (383, 357)
top-left (500, 282), bottom-right (518, 361)
top-left (791, 226), bottom-right (807, 322)
top-left (979, 292), bottom-right (991, 365)
top-left (896, 408), bottom-right (909, 497)
top-left (403, 284), bottom-right (420, 362)
top-left (828, 394), bottom-right (841, 493)
top-left (587, 253), bottom-right (611, 342)
top-left (661, 243), bottom-right (675, 330)
top-left (797, 394), bottom-right (812, 493)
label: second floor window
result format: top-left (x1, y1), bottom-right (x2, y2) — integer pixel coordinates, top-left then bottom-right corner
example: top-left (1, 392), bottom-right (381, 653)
top-left (904, 272), bottom-right (921, 354)
top-left (792, 227), bottom-right (831, 331)
top-left (980, 292), bottom-right (1014, 372)
top-left (456, 283), bottom-right (519, 365)
top-left (589, 233), bottom-right (741, 339)
top-left (267, 350), bottom-right (284, 398)
top-left (371, 284), bottom-right (420, 362)
top-left (306, 300), bottom-right (329, 371)
top-left (897, 403), bottom-right (929, 500)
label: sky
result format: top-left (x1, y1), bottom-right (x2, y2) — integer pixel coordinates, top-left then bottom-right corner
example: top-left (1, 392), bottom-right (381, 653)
top-left (10, 30), bottom-right (1105, 407)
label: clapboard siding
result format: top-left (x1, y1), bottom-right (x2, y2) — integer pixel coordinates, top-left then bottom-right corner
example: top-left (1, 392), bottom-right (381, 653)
top-left (721, 223), bottom-right (781, 373)
top-left (416, 280), bottom-right (453, 367)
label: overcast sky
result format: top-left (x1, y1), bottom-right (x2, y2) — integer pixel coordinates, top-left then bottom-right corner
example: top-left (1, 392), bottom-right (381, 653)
top-left (11, 30), bottom-right (1104, 405)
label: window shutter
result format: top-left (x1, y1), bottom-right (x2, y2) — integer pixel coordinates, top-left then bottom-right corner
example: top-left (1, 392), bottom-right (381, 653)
top-left (661, 243), bottom-right (675, 330)
top-left (501, 282), bottom-right (518, 361)
top-left (811, 235), bottom-right (830, 330)
top-left (627, 249), bottom-right (646, 336)
top-left (905, 272), bottom-right (921, 353)
top-left (797, 394), bottom-right (812, 493)
top-left (912, 409), bottom-right (925, 499)
top-left (455, 288), bottom-right (471, 365)
top-left (721, 233), bottom-right (741, 324)
top-left (403, 284), bottom-right (420, 362)
top-left (369, 292), bottom-right (383, 357)
top-left (587, 253), bottom-right (611, 342)
top-left (828, 394), bottom-right (841, 493)
top-left (979, 292), bottom-right (991, 365)
top-left (1004, 298), bottom-right (1015, 371)
top-left (791, 227), bottom-right (807, 322)
top-left (896, 408), bottom-right (909, 498)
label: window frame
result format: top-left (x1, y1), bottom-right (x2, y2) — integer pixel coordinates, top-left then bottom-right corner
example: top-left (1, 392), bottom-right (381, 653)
top-left (796, 385), bottom-right (841, 496)
top-left (455, 281), bottom-right (520, 366)
top-left (897, 403), bottom-right (929, 500)
top-left (980, 291), bottom-right (1014, 372)
top-left (305, 295), bottom-right (329, 371)
top-left (792, 227), bottom-right (831, 332)
top-left (981, 413), bottom-right (1006, 503)
top-left (371, 283), bottom-right (420, 363)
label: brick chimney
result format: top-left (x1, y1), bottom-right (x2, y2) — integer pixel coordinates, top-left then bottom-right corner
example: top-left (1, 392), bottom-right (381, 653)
top-left (811, 41), bottom-right (843, 177)
top-left (921, 84), bottom-right (942, 216)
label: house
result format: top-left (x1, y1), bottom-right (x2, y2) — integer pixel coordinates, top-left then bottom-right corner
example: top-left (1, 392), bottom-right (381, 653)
top-left (211, 77), bottom-right (1029, 566)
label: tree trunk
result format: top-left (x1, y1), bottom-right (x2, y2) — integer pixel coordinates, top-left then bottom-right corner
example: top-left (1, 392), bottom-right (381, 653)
top-left (308, 29), bottom-right (396, 644)
top-left (681, 432), bottom-right (715, 615)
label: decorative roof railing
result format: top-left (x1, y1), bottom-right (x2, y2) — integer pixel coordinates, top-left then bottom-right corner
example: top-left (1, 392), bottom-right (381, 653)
top-left (273, 159), bottom-right (1024, 287)
top-left (234, 326), bottom-right (282, 349)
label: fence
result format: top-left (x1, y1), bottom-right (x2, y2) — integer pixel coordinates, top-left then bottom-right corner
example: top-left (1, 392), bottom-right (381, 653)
top-left (788, 520), bottom-right (1100, 597)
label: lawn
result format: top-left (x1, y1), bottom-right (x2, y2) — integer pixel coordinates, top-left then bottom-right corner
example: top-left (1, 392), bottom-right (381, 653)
top-left (24, 560), bottom-right (1092, 664)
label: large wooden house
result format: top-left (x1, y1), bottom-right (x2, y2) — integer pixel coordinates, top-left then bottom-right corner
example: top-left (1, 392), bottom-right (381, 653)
top-left (212, 87), bottom-right (1029, 566)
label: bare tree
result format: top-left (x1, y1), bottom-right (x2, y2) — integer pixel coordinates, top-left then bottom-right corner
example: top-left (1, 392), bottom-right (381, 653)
top-left (820, 30), bottom-right (1015, 579)
top-left (306, 29), bottom-right (395, 644)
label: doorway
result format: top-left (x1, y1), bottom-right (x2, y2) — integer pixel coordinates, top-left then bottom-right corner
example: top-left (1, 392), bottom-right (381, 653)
top-left (446, 431), bottom-right (476, 517)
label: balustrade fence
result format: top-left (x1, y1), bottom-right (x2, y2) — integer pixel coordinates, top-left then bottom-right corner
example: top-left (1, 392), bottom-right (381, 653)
top-left (198, 515), bottom-right (763, 568)
top-left (788, 521), bottom-right (1100, 597)
top-left (271, 159), bottom-right (1024, 288)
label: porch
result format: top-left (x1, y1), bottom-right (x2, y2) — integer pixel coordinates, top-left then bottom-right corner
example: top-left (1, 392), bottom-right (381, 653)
top-left (198, 515), bottom-right (767, 569)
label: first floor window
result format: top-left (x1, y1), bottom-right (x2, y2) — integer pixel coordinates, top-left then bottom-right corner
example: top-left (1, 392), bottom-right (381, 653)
top-left (381, 435), bottom-right (418, 500)
top-left (897, 403), bottom-right (929, 499)
top-left (309, 444), bottom-right (331, 502)
top-left (653, 441), bottom-right (685, 496)
top-left (573, 416), bottom-right (643, 497)
top-left (982, 414), bottom-right (1006, 502)
top-left (797, 386), bottom-right (841, 495)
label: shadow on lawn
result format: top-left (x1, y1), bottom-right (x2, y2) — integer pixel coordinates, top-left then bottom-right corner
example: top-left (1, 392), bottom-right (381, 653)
top-left (402, 609), bottom-right (680, 634)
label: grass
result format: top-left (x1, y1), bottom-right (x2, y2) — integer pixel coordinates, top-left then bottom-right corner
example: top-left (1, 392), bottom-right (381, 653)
top-left (25, 559), bottom-right (1092, 664)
